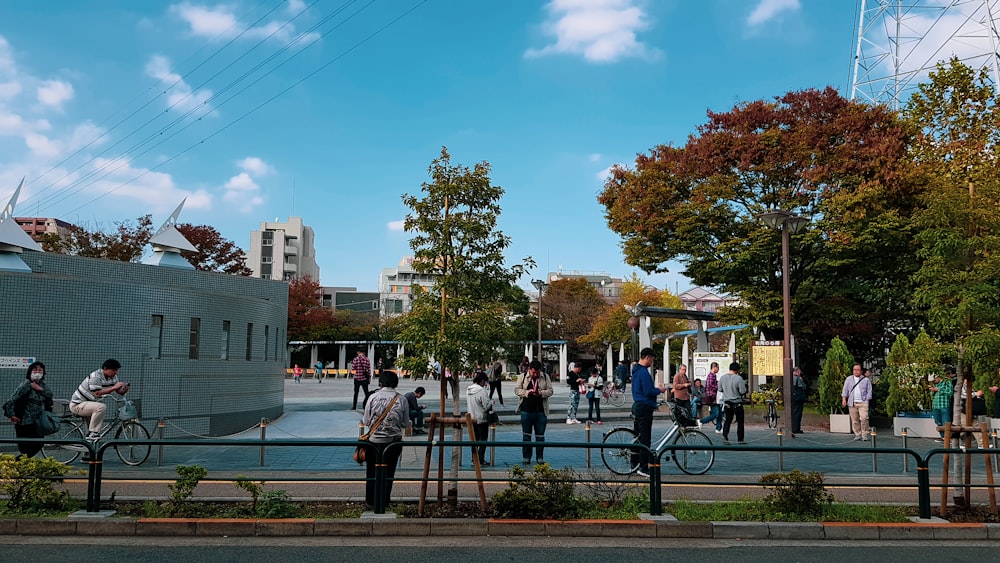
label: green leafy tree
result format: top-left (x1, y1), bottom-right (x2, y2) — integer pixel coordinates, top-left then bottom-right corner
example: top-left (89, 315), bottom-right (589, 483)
top-left (818, 337), bottom-right (854, 414)
top-left (398, 147), bottom-right (533, 416)
top-left (41, 214), bottom-right (153, 262)
top-left (597, 88), bottom-right (920, 366)
top-left (398, 147), bottom-right (533, 507)
top-left (541, 278), bottom-right (608, 357)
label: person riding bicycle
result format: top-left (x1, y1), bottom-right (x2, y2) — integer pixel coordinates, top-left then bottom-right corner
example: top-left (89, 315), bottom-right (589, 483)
top-left (69, 358), bottom-right (130, 440)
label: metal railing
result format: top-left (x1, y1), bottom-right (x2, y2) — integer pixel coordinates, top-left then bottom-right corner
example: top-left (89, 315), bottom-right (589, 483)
top-left (2, 435), bottom-right (998, 518)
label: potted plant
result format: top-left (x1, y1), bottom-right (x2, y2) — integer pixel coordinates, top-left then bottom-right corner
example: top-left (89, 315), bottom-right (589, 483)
top-left (818, 337), bottom-right (853, 433)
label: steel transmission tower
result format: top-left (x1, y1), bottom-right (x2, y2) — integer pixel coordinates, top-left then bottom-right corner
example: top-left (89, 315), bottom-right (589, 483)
top-left (851, 0), bottom-right (1000, 109)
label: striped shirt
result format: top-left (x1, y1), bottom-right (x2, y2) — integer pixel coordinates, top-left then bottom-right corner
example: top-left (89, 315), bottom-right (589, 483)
top-left (71, 368), bottom-right (118, 404)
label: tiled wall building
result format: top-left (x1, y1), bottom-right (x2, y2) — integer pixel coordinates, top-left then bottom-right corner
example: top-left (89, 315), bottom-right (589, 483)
top-left (0, 251), bottom-right (288, 442)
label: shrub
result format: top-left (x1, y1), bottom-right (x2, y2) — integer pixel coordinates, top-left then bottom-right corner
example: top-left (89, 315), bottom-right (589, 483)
top-left (233, 475), bottom-right (298, 518)
top-left (167, 464), bottom-right (207, 516)
top-left (818, 337), bottom-right (854, 414)
top-left (884, 331), bottom-right (940, 415)
top-left (0, 454), bottom-right (80, 514)
top-left (758, 469), bottom-right (833, 516)
top-left (490, 463), bottom-right (594, 519)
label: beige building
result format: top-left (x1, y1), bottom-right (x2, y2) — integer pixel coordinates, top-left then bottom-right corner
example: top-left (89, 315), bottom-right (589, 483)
top-left (248, 217), bottom-right (320, 282)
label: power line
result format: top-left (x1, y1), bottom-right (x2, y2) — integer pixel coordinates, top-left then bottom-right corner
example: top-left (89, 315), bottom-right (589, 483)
top-left (58, 0), bottom-right (427, 217)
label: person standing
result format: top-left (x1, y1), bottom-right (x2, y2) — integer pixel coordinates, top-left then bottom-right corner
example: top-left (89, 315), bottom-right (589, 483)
top-left (631, 347), bottom-right (666, 477)
top-left (719, 362), bottom-right (748, 445)
top-left (585, 367), bottom-right (604, 424)
top-left (466, 372), bottom-right (494, 466)
top-left (841, 363), bottom-right (873, 441)
top-left (791, 367), bottom-right (808, 434)
top-left (565, 362), bottom-right (584, 424)
top-left (315, 360), bottom-right (325, 383)
top-left (362, 371), bottom-right (408, 509)
top-left (3, 361), bottom-right (54, 458)
top-left (488, 360), bottom-right (504, 406)
top-left (672, 364), bottom-right (692, 415)
top-left (613, 359), bottom-right (630, 391)
top-left (292, 364), bottom-right (303, 383)
top-left (351, 350), bottom-right (372, 410)
top-left (929, 369), bottom-right (955, 442)
top-left (698, 362), bottom-right (723, 434)
top-left (514, 360), bottom-right (553, 465)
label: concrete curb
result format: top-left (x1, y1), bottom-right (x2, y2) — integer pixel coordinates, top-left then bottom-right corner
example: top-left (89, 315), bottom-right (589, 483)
top-left (4, 517), bottom-right (997, 540)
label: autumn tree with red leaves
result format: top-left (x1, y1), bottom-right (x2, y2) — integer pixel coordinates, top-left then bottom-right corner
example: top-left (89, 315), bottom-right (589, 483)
top-left (287, 277), bottom-right (334, 342)
top-left (176, 223), bottom-right (252, 275)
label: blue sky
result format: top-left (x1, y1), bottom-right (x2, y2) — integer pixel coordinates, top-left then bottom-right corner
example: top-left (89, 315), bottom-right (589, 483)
top-left (0, 0), bottom-right (975, 293)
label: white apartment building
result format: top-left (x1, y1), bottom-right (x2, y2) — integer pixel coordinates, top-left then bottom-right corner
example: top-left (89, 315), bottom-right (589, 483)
top-left (248, 217), bottom-right (320, 282)
top-left (547, 270), bottom-right (623, 300)
top-left (378, 256), bottom-right (438, 316)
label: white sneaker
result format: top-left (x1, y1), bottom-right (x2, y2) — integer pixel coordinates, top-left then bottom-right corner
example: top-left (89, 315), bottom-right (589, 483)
top-left (86, 432), bottom-right (100, 441)
top-left (574, 419), bottom-right (582, 424)
top-left (714, 429), bottom-right (723, 434)
top-left (697, 420), bottom-right (703, 430)
top-left (636, 469), bottom-right (650, 478)
top-left (566, 418), bottom-right (573, 424)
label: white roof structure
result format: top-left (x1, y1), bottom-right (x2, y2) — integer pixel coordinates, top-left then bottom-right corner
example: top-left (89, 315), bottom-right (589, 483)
top-left (0, 179), bottom-right (43, 272)
top-left (143, 199), bottom-right (197, 269)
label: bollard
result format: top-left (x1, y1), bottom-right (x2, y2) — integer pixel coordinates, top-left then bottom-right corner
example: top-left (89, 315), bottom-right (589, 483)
top-left (901, 427), bottom-right (909, 473)
top-left (260, 418), bottom-right (268, 466)
top-left (870, 428), bottom-right (878, 473)
top-left (776, 427), bottom-right (784, 471)
top-left (992, 430), bottom-right (999, 467)
top-left (585, 421), bottom-right (591, 468)
top-left (489, 423), bottom-right (496, 465)
top-left (157, 418), bottom-right (166, 466)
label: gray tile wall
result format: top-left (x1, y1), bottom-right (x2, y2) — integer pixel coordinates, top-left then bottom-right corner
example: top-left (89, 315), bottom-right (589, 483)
top-left (1, 252), bottom-right (288, 444)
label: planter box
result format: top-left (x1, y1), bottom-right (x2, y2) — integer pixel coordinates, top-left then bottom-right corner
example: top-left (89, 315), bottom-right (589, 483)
top-left (829, 413), bottom-right (851, 433)
top-left (894, 412), bottom-right (937, 438)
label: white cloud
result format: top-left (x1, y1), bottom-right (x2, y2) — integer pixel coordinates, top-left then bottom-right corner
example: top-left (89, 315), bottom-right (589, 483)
top-left (85, 156), bottom-right (212, 213)
top-left (224, 171), bottom-right (259, 192)
top-left (237, 156), bottom-right (274, 176)
top-left (171, 1), bottom-right (321, 45)
top-left (0, 80), bottom-right (22, 100)
top-left (387, 220), bottom-right (405, 232)
top-left (36, 79), bottom-right (74, 110)
top-left (526, 0), bottom-right (659, 63)
top-left (588, 153), bottom-right (602, 162)
top-left (0, 35), bottom-right (14, 72)
top-left (24, 132), bottom-right (60, 158)
top-left (145, 55), bottom-right (215, 116)
top-left (747, 0), bottom-right (800, 27)
top-left (595, 165), bottom-right (612, 182)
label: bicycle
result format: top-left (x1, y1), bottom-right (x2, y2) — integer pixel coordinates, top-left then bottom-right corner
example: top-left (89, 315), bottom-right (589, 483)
top-left (764, 398), bottom-right (779, 429)
top-left (43, 396), bottom-right (151, 466)
top-left (600, 401), bottom-right (715, 476)
top-left (601, 381), bottom-right (626, 407)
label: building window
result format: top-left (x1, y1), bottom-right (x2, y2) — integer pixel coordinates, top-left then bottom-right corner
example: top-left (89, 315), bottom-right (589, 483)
top-left (261, 264), bottom-right (272, 277)
top-left (246, 323), bottom-right (254, 361)
top-left (149, 315), bottom-right (163, 359)
top-left (261, 256), bottom-right (272, 264)
top-left (221, 320), bottom-right (230, 360)
top-left (275, 327), bottom-right (281, 363)
top-left (264, 325), bottom-right (270, 361)
top-left (261, 231), bottom-right (273, 246)
top-left (189, 318), bottom-right (201, 359)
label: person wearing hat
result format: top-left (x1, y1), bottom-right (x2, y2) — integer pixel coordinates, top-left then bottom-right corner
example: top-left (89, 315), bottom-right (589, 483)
top-left (929, 367), bottom-right (955, 442)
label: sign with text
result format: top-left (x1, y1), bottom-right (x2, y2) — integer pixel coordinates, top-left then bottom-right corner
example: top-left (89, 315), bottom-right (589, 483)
top-left (750, 342), bottom-right (783, 377)
top-left (692, 352), bottom-right (734, 379)
top-left (0, 356), bottom-right (35, 369)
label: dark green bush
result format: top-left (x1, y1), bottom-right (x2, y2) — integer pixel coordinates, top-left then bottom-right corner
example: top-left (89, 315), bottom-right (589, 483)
top-left (0, 454), bottom-right (80, 514)
top-left (759, 469), bottom-right (833, 516)
top-left (491, 463), bottom-right (594, 519)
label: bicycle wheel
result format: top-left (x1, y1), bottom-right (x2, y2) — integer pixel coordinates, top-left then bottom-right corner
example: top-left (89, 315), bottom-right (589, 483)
top-left (601, 428), bottom-right (639, 475)
top-left (115, 421), bottom-right (151, 466)
top-left (766, 404), bottom-right (779, 429)
top-left (606, 386), bottom-right (625, 407)
top-left (672, 429), bottom-right (715, 475)
top-left (43, 423), bottom-right (86, 464)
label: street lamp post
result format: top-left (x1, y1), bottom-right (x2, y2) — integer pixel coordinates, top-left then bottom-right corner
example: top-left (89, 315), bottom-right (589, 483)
top-left (531, 279), bottom-right (549, 363)
top-left (759, 210), bottom-right (808, 439)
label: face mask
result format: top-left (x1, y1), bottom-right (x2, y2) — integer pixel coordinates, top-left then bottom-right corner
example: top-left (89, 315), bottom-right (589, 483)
top-left (30, 373), bottom-right (43, 381)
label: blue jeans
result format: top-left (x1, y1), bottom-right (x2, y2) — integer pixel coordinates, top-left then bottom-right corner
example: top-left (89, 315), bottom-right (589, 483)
top-left (520, 411), bottom-right (547, 462)
top-left (932, 408), bottom-right (952, 438)
top-left (567, 391), bottom-right (580, 420)
top-left (699, 404), bottom-right (722, 430)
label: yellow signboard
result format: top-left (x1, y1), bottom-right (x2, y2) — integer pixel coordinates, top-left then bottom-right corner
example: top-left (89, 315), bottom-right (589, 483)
top-left (751, 343), bottom-right (784, 377)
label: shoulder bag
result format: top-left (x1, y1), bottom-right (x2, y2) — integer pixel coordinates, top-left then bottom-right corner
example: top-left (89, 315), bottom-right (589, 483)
top-left (353, 395), bottom-right (399, 465)
top-left (35, 410), bottom-right (62, 436)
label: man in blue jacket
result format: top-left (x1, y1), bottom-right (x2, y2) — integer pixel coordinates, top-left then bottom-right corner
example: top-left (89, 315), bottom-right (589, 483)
top-left (631, 347), bottom-right (666, 477)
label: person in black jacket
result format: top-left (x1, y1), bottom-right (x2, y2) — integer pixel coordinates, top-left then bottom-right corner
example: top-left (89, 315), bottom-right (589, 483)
top-left (3, 361), bottom-right (54, 459)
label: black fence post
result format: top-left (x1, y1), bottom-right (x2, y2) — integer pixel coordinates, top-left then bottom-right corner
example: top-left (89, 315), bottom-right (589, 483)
top-left (85, 443), bottom-right (102, 512)
top-left (917, 456), bottom-right (931, 520)
top-left (373, 443), bottom-right (386, 514)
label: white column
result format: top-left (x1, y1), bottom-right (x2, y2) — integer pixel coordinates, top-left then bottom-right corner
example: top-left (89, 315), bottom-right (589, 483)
top-left (681, 337), bottom-right (690, 370)
top-left (662, 338), bottom-right (670, 372)
top-left (559, 343), bottom-right (568, 379)
top-left (606, 343), bottom-right (613, 375)
top-left (729, 332), bottom-right (736, 353)
top-left (338, 345), bottom-right (347, 378)
top-left (619, 343), bottom-right (626, 362)
top-left (639, 316), bottom-right (652, 350)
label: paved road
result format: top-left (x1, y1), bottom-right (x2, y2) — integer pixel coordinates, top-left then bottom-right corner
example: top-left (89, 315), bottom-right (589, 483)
top-left (0, 537), bottom-right (996, 563)
top-left (55, 377), bottom-right (1000, 506)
